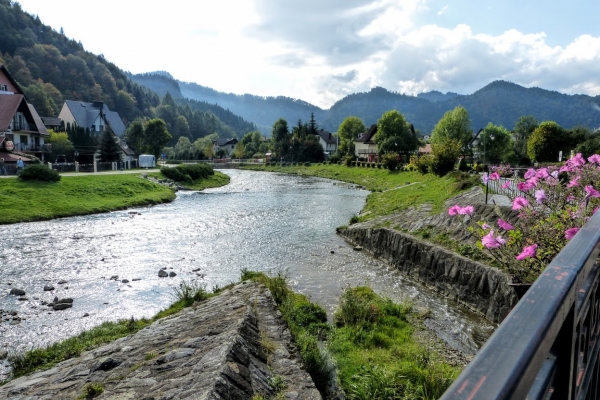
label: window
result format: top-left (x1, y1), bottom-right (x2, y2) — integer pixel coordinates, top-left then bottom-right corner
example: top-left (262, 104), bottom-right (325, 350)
top-left (0, 84), bottom-right (7, 91)
top-left (20, 135), bottom-right (28, 145)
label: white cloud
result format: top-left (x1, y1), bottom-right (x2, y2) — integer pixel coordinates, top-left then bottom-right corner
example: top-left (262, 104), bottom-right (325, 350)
top-left (437, 5), bottom-right (449, 16)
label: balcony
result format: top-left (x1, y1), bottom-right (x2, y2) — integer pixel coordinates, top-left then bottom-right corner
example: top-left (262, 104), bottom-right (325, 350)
top-left (14, 143), bottom-right (43, 152)
top-left (12, 122), bottom-right (38, 132)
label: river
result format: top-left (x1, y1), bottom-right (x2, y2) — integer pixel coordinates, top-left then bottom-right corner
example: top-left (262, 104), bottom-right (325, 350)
top-left (0, 169), bottom-right (495, 379)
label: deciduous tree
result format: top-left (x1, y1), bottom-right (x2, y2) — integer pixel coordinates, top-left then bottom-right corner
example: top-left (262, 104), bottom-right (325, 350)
top-left (337, 116), bottom-right (365, 156)
top-left (374, 110), bottom-right (419, 155)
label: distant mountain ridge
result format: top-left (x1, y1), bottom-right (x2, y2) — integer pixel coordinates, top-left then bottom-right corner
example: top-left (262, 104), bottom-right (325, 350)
top-left (132, 73), bottom-right (600, 134)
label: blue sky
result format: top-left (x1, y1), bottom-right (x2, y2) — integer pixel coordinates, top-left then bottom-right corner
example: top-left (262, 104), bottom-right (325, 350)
top-left (15, 0), bottom-right (600, 108)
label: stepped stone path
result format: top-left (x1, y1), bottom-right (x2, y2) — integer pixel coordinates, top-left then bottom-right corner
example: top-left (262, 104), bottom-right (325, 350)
top-left (0, 281), bottom-right (321, 399)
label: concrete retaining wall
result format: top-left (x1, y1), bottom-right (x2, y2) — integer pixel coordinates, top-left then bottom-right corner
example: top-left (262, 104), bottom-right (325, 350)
top-left (340, 226), bottom-right (518, 323)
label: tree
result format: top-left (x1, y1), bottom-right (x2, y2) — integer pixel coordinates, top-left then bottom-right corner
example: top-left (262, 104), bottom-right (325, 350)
top-left (98, 128), bottom-right (122, 162)
top-left (308, 112), bottom-right (318, 135)
top-left (47, 129), bottom-right (74, 161)
top-left (233, 141), bottom-right (246, 159)
top-left (430, 106), bottom-right (472, 150)
top-left (477, 123), bottom-right (513, 164)
top-left (527, 121), bottom-right (570, 162)
top-left (373, 110), bottom-right (419, 155)
top-left (513, 115), bottom-right (538, 158)
top-left (337, 116), bottom-right (365, 156)
top-left (271, 118), bottom-right (290, 158)
top-left (144, 118), bottom-right (172, 159)
top-left (124, 119), bottom-right (145, 154)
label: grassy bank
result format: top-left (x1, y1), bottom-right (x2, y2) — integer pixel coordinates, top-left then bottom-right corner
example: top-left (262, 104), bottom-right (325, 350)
top-left (152, 169), bottom-right (230, 191)
top-left (244, 164), bottom-right (479, 222)
top-left (0, 170), bottom-right (230, 225)
top-left (241, 271), bottom-right (460, 399)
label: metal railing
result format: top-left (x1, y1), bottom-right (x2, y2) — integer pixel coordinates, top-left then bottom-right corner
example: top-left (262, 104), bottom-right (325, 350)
top-left (441, 211), bottom-right (600, 399)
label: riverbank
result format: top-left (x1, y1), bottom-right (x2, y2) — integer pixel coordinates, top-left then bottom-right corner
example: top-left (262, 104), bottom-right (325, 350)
top-left (1, 272), bottom-right (465, 399)
top-left (242, 163), bottom-right (480, 222)
top-left (0, 170), bottom-right (230, 225)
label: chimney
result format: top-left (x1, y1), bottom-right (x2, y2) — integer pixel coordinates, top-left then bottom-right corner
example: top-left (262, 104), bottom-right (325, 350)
top-left (92, 101), bottom-right (104, 110)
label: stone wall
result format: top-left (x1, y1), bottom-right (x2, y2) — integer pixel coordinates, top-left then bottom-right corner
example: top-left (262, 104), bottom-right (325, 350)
top-left (340, 226), bottom-right (518, 323)
top-left (0, 281), bottom-right (321, 400)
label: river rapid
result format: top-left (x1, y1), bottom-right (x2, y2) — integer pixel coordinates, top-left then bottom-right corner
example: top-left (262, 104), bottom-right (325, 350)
top-left (0, 169), bottom-right (495, 379)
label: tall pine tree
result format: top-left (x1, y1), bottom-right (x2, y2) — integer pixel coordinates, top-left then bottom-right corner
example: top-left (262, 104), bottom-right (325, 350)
top-left (98, 128), bottom-right (122, 162)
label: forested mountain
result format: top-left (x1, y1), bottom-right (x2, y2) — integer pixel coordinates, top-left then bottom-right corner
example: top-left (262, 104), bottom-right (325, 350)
top-left (0, 0), bottom-right (256, 145)
top-left (133, 70), bottom-right (600, 135)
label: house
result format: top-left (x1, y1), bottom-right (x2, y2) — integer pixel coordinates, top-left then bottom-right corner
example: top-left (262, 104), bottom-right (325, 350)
top-left (213, 138), bottom-right (238, 157)
top-left (418, 144), bottom-right (432, 155)
top-left (40, 116), bottom-right (62, 131)
top-left (58, 100), bottom-right (126, 137)
top-left (0, 65), bottom-right (49, 163)
top-left (354, 124), bottom-right (379, 162)
top-left (315, 129), bottom-right (338, 154)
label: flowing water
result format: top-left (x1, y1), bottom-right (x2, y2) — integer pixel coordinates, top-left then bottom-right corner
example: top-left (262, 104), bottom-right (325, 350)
top-left (0, 169), bottom-right (495, 379)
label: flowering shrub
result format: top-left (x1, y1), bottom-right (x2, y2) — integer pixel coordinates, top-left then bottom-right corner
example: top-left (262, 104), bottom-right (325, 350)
top-left (448, 153), bottom-right (600, 283)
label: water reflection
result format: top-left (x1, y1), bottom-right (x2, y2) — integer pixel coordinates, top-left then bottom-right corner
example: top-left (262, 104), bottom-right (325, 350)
top-left (0, 169), bottom-right (495, 379)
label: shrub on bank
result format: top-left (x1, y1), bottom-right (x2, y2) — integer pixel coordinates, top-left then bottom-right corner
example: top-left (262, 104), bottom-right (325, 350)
top-left (18, 164), bottom-right (61, 182)
top-left (160, 163), bottom-right (214, 182)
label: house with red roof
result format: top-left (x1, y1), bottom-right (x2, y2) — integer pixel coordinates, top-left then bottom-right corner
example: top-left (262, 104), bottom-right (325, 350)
top-left (0, 65), bottom-right (49, 165)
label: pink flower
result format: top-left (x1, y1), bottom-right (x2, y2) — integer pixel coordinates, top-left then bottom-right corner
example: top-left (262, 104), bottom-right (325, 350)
top-left (560, 165), bottom-right (572, 173)
top-left (497, 219), bottom-right (514, 230)
top-left (567, 194), bottom-right (576, 202)
top-left (481, 230), bottom-right (506, 249)
top-left (448, 205), bottom-right (461, 216)
top-left (516, 244), bottom-right (538, 260)
top-left (481, 173), bottom-right (489, 184)
top-left (534, 189), bottom-right (546, 204)
top-left (482, 223), bottom-right (491, 230)
top-left (458, 205), bottom-right (475, 216)
top-left (545, 177), bottom-right (559, 186)
top-left (501, 181), bottom-right (511, 189)
top-left (585, 185), bottom-right (600, 199)
top-left (512, 197), bottom-right (530, 210)
top-left (536, 168), bottom-right (550, 179)
top-left (565, 227), bottom-right (580, 240)
top-left (524, 169), bottom-right (537, 179)
top-left (567, 176), bottom-right (580, 188)
top-left (588, 154), bottom-right (600, 164)
top-left (567, 153), bottom-right (586, 168)
top-left (517, 181), bottom-right (535, 191)
top-left (489, 172), bottom-right (501, 181)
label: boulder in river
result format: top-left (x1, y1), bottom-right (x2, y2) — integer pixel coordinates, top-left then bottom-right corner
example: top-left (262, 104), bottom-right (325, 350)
top-left (9, 288), bottom-right (25, 296)
top-left (53, 303), bottom-right (72, 311)
top-left (57, 280), bottom-right (67, 285)
top-left (43, 285), bottom-right (55, 291)
top-left (169, 272), bottom-right (177, 277)
top-left (158, 270), bottom-right (169, 278)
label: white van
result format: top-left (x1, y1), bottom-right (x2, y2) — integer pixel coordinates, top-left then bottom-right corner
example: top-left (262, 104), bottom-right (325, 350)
top-left (138, 154), bottom-right (155, 168)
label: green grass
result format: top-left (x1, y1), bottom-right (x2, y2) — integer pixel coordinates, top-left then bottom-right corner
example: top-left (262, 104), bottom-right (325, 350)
top-left (153, 170), bottom-right (230, 191)
top-left (240, 270), bottom-right (460, 399)
top-left (244, 164), bottom-right (478, 222)
top-left (330, 286), bottom-right (461, 399)
top-left (0, 175), bottom-right (176, 224)
top-left (0, 171), bottom-right (231, 225)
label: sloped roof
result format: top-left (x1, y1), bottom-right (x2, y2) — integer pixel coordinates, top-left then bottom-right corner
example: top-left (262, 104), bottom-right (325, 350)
top-left (214, 138), bottom-right (238, 146)
top-left (63, 100), bottom-right (126, 136)
top-left (28, 104), bottom-right (49, 136)
top-left (355, 124), bottom-right (377, 144)
top-left (0, 65), bottom-right (25, 95)
top-left (0, 94), bottom-right (24, 130)
top-left (40, 117), bottom-right (62, 127)
top-left (117, 137), bottom-right (135, 156)
top-left (316, 129), bottom-right (336, 145)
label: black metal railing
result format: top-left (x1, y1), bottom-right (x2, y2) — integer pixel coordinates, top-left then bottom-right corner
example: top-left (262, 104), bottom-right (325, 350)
top-left (441, 211), bottom-right (600, 399)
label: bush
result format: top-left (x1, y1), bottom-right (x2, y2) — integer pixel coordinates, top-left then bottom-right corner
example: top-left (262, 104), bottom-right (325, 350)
top-left (18, 164), bottom-right (61, 182)
top-left (381, 153), bottom-right (399, 171)
top-left (161, 163), bottom-right (214, 182)
top-left (414, 155), bottom-right (432, 174)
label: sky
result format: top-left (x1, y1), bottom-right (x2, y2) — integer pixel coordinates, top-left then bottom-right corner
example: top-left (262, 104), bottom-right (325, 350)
top-left (15, 0), bottom-right (600, 109)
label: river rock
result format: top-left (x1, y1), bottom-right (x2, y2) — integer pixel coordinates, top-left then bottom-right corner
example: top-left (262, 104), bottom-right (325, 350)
top-left (158, 270), bottom-right (168, 278)
top-left (168, 272), bottom-right (177, 277)
top-left (57, 298), bottom-right (73, 304)
top-left (53, 303), bottom-right (73, 311)
top-left (121, 279), bottom-right (129, 284)
top-left (110, 275), bottom-right (119, 280)
top-left (17, 297), bottom-right (28, 301)
top-left (57, 280), bottom-right (67, 285)
top-left (132, 278), bottom-right (141, 282)
top-left (0, 350), bottom-right (7, 360)
top-left (43, 285), bottom-right (55, 291)
top-left (9, 288), bottom-right (25, 296)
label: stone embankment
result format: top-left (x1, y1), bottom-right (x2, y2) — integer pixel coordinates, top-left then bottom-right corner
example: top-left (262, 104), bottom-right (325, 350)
top-left (340, 187), bottom-right (520, 323)
top-left (0, 281), bottom-right (321, 400)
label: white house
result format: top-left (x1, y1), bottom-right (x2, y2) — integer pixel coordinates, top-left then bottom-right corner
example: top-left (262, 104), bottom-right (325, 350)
top-left (213, 138), bottom-right (238, 157)
top-left (58, 100), bottom-right (126, 136)
top-left (316, 129), bottom-right (338, 154)
top-left (354, 124), bottom-right (378, 162)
